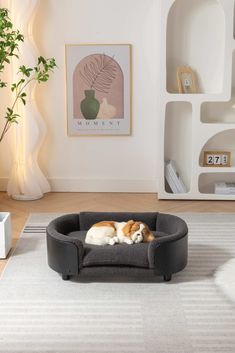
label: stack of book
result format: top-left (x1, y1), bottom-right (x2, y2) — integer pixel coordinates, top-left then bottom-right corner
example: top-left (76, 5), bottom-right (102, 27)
top-left (165, 160), bottom-right (187, 194)
top-left (214, 182), bottom-right (235, 195)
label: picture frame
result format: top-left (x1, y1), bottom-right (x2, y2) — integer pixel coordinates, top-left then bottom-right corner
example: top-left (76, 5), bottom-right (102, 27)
top-left (65, 44), bottom-right (132, 136)
top-left (176, 66), bottom-right (198, 94)
top-left (203, 151), bottom-right (231, 167)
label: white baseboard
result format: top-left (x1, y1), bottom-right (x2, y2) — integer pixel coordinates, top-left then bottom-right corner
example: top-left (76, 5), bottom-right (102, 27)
top-left (49, 178), bottom-right (158, 192)
top-left (0, 177), bottom-right (158, 193)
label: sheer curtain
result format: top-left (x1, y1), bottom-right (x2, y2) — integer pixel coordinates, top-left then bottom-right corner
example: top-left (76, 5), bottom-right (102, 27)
top-left (7, 0), bottom-right (51, 200)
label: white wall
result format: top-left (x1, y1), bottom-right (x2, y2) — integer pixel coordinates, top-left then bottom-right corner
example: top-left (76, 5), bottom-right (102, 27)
top-left (0, 0), bottom-right (161, 192)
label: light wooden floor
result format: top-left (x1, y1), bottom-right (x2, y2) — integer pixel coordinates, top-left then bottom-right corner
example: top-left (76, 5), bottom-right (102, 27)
top-left (0, 191), bottom-right (235, 273)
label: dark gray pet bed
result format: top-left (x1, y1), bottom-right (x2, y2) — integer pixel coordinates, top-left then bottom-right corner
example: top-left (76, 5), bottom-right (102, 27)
top-left (46, 212), bottom-right (188, 282)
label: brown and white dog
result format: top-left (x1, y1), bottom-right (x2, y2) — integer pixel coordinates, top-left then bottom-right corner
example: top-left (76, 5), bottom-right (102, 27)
top-left (85, 220), bottom-right (154, 246)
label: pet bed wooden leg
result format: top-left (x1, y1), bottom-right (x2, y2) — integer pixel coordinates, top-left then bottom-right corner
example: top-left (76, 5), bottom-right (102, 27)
top-left (163, 274), bottom-right (172, 282)
top-left (62, 274), bottom-right (70, 280)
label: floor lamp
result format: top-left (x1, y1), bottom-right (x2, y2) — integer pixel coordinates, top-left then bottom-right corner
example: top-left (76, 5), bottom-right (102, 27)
top-left (7, 0), bottom-right (51, 200)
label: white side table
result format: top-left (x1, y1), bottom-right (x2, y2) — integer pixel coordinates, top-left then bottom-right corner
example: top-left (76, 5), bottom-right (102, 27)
top-left (0, 212), bottom-right (12, 259)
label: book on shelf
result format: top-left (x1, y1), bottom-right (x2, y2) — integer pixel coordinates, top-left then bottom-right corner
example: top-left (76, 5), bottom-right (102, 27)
top-left (214, 182), bottom-right (235, 195)
top-left (165, 160), bottom-right (187, 194)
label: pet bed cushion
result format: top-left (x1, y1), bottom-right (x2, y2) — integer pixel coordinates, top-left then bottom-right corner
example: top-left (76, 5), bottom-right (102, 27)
top-left (68, 230), bottom-right (150, 268)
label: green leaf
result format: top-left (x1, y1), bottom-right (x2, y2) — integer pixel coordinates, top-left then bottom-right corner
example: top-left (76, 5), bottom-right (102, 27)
top-left (11, 83), bottom-right (17, 91)
top-left (19, 65), bottom-right (33, 77)
top-left (38, 56), bottom-right (46, 65)
top-left (0, 81), bottom-right (7, 88)
top-left (16, 78), bottom-right (25, 87)
top-left (12, 113), bottom-right (20, 119)
top-left (21, 97), bottom-right (26, 105)
top-left (7, 107), bottom-right (13, 115)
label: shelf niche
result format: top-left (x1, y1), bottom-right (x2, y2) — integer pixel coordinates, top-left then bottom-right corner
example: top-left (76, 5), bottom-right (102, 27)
top-left (199, 173), bottom-right (235, 194)
top-left (164, 102), bottom-right (192, 193)
top-left (201, 51), bottom-right (235, 123)
top-left (234, 0), bottom-right (235, 39)
top-left (199, 129), bottom-right (235, 167)
top-left (166, 0), bottom-right (225, 94)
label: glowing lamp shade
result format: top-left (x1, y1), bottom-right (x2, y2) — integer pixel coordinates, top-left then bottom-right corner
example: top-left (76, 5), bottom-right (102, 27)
top-left (7, 0), bottom-right (51, 200)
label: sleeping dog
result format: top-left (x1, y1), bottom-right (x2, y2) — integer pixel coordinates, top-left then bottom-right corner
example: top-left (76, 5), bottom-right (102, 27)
top-left (85, 220), bottom-right (154, 246)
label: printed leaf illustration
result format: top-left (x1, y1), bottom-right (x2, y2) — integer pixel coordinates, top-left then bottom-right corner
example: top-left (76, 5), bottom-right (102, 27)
top-left (80, 54), bottom-right (117, 94)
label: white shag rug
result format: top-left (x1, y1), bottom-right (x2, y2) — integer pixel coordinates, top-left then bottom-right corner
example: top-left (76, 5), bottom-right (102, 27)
top-left (215, 258), bottom-right (235, 302)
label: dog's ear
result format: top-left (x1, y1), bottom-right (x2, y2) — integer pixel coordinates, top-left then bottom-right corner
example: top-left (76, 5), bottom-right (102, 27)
top-left (142, 224), bottom-right (154, 242)
top-left (123, 220), bottom-right (135, 236)
top-left (131, 221), bottom-right (141, 232)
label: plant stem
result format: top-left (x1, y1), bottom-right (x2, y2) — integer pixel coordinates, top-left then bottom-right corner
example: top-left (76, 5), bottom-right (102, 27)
top-left (0, 121), bottom-right (9, 142)
top-left (0, 76), bottom-right (34, 142)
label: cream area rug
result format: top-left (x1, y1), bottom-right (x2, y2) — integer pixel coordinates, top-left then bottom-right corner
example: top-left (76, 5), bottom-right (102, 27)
top-left (0, 213), bottom-right (235, 353)
top-left (215, 258), bottom-right (235, 302)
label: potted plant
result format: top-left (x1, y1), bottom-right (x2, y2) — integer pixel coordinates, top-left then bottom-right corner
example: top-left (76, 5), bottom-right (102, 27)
top-left (0, 212), bottom-right (11, 259)
top-left (0, 8), bottom-right (56, 143)
top-left (0, 7), bottom-right (56, 256)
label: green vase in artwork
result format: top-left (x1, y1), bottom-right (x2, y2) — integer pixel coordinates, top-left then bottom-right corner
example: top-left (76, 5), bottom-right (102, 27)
top-left (80, 90), bottom-right (100, 119)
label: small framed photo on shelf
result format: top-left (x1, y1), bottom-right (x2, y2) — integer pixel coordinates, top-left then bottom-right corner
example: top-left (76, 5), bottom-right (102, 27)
top-left (203, 151), bottom-right (231, 167)
top-left (176, 66), bottom-right (198, 94)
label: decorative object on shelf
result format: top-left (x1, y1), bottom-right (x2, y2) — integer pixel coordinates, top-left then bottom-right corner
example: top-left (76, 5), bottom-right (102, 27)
top-left (0, 212), bottom-right (12, 259)
top-left (165, 160), bottom-right (187, 193)
top-left (0, 4), bottom-right (56, 200)
top-left (203, 151), bottom-right (231, 167)
top-left (176, 66), bottom-right (198, 93)
top-left (66, 44), bottom-right (132, 136)
top-left (214, 182), bottom-right (235, 195)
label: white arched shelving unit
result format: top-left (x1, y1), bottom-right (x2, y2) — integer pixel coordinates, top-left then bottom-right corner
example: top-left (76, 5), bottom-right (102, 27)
top-left (159, 0), bottom-right (235, 200)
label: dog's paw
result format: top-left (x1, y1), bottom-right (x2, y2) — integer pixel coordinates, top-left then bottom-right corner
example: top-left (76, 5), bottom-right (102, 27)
top-left (109, 238), bottom-right (116, 246)
top-left (113, 236), bottom-right (119, 244)
top-left (126, 239), bottom-right (133, 245)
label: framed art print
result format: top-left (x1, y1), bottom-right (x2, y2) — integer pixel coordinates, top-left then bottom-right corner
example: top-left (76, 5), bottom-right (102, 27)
top-left (65, 44), bottom-right (132, 136)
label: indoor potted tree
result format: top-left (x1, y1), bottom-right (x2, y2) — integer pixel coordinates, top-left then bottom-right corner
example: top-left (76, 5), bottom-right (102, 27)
top-left (0, 7), bottom-right (57, 200)
top-left (0, 8), bottom-right (56, 143)
top-left (0, 7), bottom-right (56, 255)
